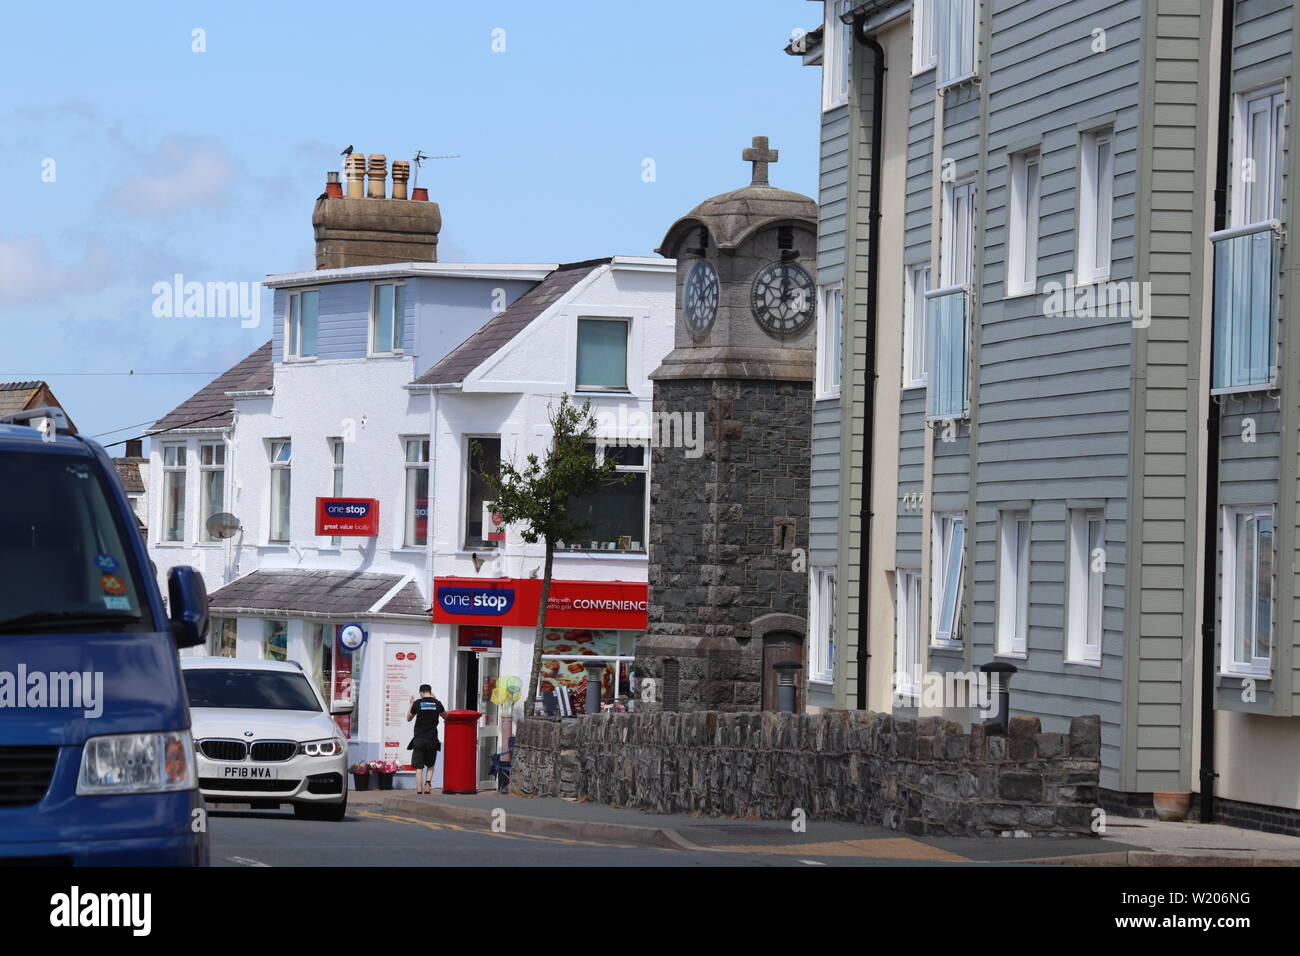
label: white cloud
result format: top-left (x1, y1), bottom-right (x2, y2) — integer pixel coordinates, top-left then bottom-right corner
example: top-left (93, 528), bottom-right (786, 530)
top-left (105, 138), bottom-right (234, 218)
top-left (0, 237), bottom-right (113, 307)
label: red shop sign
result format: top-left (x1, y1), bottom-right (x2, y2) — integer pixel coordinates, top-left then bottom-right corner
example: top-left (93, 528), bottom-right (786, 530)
top-left (433, 577), bottom-right (648, 630)
top-left (315, 497), bottom-right (380, 536)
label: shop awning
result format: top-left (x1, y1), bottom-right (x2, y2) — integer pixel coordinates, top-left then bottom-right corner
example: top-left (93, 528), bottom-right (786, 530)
top-left (207, 569), bottom-right (428, 621)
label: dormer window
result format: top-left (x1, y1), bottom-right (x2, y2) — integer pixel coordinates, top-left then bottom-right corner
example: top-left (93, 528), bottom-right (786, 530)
top-left (576, 318), bottom-right (630, 392)
top-left (286, 289), bottom-right (319, 360)
top-left (370, 281), bottom-right (407, 355)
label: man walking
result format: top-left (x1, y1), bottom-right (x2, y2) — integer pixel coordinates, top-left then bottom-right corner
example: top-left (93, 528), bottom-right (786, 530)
top-left (406, 684), bottom-right (446, 794)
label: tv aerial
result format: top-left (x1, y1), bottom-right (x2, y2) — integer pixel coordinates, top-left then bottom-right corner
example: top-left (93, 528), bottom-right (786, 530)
top-left (412, 150), bottom-right (461, 189)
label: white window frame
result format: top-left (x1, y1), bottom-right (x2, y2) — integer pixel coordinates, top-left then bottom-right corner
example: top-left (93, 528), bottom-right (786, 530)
top-left (912, 0), bottom-right (937, 75)
top-left (1006, 151), bottom-right (1041, 296)
top-left (809, 567), bottom-right (836, 683)
top-left (1232, 85), bottom-right (1286, 228)
top-left (895, 569), bottom-right (922, 700)
top-left (816, 282), bottom-right (843, 399)
top-left (575, 317), bottom-right (631, 393)
top-left (1222, 506), bottom-right (1274, 677)
top-left (199, 441), bottom-right (226, 542)
top-left (404, 436), bottom-right (431, 549)
top-left (903, 264), bottom-right (931, 388)
top-left (161, 443), bottom-right (187, 543)
top-left (285, 288), bottom-right (320, 361)
top-left (464, 435), bottom-right (502, 550)
top-left (1076, 129), bottom-right (1114, 283)
top-left (930, 512), bottom-right (965, 645)
top-left (368, 280), bottom-right (406, 356)
top-left (1066, 509), bottom-right (1105, 665)
top-left (995, 511), bottom-right (1030, 656)
top-left (936, 0), bottom-right (976, 88)
top-left (822, 0), bottom-right (852, 110)
top-left (941, 178), bottom-right (975, 288)
top-left (268, 439), bottom-right (292, 545)
top-left (327, 438), bottom-right (344, 547)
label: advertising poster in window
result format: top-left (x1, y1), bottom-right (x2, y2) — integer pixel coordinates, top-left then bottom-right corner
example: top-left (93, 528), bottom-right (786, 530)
top-left (539, 630), bottom-right (631, 706)
top-left (381, 642), bottom-right (421, 770)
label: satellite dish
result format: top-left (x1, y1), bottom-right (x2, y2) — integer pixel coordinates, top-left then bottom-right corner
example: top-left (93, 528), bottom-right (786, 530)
top-left (206, 512), bottom-right (241, 540)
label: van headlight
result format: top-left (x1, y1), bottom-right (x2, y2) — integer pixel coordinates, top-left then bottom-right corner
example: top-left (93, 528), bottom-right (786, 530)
top-left (77, 731), bottom-right (196, 794)
top-left (299, 738), bottom-right (344, 757)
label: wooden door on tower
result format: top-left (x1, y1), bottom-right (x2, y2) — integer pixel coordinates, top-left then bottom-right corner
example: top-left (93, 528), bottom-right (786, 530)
top-left (760, 631), bottom-right (804, 712)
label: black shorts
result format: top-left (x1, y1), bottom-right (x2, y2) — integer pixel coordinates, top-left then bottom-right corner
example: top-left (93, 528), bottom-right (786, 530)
top-left (410, 739), bottom-right (440, 769)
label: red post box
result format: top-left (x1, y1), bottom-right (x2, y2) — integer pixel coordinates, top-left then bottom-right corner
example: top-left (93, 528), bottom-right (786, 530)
top-left (441, 709), bottom-right (482, 794)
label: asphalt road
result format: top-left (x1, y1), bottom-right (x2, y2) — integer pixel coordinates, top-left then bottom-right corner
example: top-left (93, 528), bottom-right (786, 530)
top-left (208, 806), bottom-right (1003, 868)
top-left (207, 806), bottom-right (788, 867)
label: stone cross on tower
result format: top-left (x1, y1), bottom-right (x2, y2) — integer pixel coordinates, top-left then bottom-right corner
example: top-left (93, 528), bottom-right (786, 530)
top-left (742, 135), bottom-right (779, 186)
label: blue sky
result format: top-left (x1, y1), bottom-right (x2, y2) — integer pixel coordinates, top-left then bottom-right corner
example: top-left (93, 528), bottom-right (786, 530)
top-left (0, 1), bottom-right (821, 445)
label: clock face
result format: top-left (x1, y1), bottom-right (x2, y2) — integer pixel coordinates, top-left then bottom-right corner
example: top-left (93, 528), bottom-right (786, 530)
top-left (750, 261), bottom-right (815, 337)
top-left (682, 260), bottom-right (719, 337)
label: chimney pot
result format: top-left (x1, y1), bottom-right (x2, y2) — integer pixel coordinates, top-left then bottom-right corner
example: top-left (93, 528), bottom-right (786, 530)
top-left (345, 153), bottom-right (366, 199)
top-left (391, 160), bottom-right (410, 200)
top-left (367, 153), bottom-right (387, 199)
top-left (325, 170), bottom-right (343, 198)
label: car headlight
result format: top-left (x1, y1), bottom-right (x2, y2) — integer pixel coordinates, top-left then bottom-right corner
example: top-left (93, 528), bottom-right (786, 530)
top-left (299, 738), bottom-right (344, 757)
top-left (77, 731), bottom-right (196, 794)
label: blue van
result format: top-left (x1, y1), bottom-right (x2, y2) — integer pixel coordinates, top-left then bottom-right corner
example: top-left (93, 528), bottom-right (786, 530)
top-left (0, 408), bottom-right (209, 865)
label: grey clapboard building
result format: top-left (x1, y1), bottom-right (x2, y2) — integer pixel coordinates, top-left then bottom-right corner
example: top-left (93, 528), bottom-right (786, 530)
top-left (793, 0), bottom-right (1300, 832)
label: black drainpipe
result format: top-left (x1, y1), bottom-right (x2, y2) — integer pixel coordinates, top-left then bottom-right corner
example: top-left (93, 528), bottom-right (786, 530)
top-left (1199, 0), bottom-right (1234, 824)
top-left (852, 13), bottom-right (884, 711)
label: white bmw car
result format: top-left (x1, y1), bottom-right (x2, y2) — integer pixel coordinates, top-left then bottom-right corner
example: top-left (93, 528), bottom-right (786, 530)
top-left (182, 657), bottom-right (349, 821)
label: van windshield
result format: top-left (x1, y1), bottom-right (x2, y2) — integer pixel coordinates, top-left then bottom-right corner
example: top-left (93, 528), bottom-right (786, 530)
top-left (185, 669), bottom-right (323, 712)
top-left (0, 449), bottom-right (149, 631)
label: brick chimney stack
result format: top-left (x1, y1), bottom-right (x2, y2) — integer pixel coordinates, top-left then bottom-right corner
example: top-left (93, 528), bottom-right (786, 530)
top-left (313, 149), bottom-right (441, 269)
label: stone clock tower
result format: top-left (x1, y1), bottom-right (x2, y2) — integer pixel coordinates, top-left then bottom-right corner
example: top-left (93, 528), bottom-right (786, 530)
top-left (637, 137), bottom-right (818, 713)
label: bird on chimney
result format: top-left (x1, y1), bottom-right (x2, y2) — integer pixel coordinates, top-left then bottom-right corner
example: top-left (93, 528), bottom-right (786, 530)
top-left (340, 145), bottom-right (353, 157)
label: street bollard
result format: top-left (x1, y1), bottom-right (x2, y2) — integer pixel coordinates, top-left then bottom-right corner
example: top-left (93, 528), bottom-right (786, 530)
top-left (978, 661), bottom-right (1018, 733)
top-left (773, 660), bottom-right (802, 713)
top-left (583, 660), bottom-right (605, 714)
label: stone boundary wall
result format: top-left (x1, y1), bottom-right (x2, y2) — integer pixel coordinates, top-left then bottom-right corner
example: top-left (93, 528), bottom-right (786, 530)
top-left (511, 711), bottom-right (1101, 837)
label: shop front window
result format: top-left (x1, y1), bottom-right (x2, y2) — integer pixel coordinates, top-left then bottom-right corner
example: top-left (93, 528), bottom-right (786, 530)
top-left (308, 622), bottom-right (333, 704)
top-left (536, 629), bottom-right (638, 714)
top-left (264, 619), bottom-right (288, 662)
top-left (211, 617), bottom-right (237, 658)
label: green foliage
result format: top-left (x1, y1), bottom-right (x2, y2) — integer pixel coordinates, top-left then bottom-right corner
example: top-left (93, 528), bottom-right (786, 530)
top-left (474, 394), bottom-right (628, 546)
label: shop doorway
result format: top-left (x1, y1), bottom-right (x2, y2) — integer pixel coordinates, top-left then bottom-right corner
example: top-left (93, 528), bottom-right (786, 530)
top-left (760, 631), bottom-right (804, 712)
top-left (456, 648), bottom-right (501, 789)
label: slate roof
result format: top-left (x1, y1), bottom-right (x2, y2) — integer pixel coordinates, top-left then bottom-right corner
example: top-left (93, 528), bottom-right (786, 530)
top-left (0, 381), bottom-right (43, 418)
top-left (0, 381), bottom-right (78, 433)
top-left (149, 341), bottom-right (273, 434)
top-left (112, 458), bottom-right (145, 493)
top-left (414, 259), bottom-right (609, 386)
top-left (207, 569), bottom-right (429, 619)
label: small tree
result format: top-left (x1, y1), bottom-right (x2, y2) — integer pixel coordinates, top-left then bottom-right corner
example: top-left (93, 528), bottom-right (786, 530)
top-left (476, 394), bottom-right (623, 711)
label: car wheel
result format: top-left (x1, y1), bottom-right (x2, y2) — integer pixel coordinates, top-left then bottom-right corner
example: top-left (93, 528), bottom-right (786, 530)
top-left (294, 790), bottom-right (347, 822)
top-left (320, 791), bottom-right (347, 822)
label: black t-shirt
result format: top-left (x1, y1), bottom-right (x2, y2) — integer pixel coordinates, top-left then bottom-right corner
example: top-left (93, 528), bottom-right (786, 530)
top-left (409, 696), bottom-right (446, 738)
